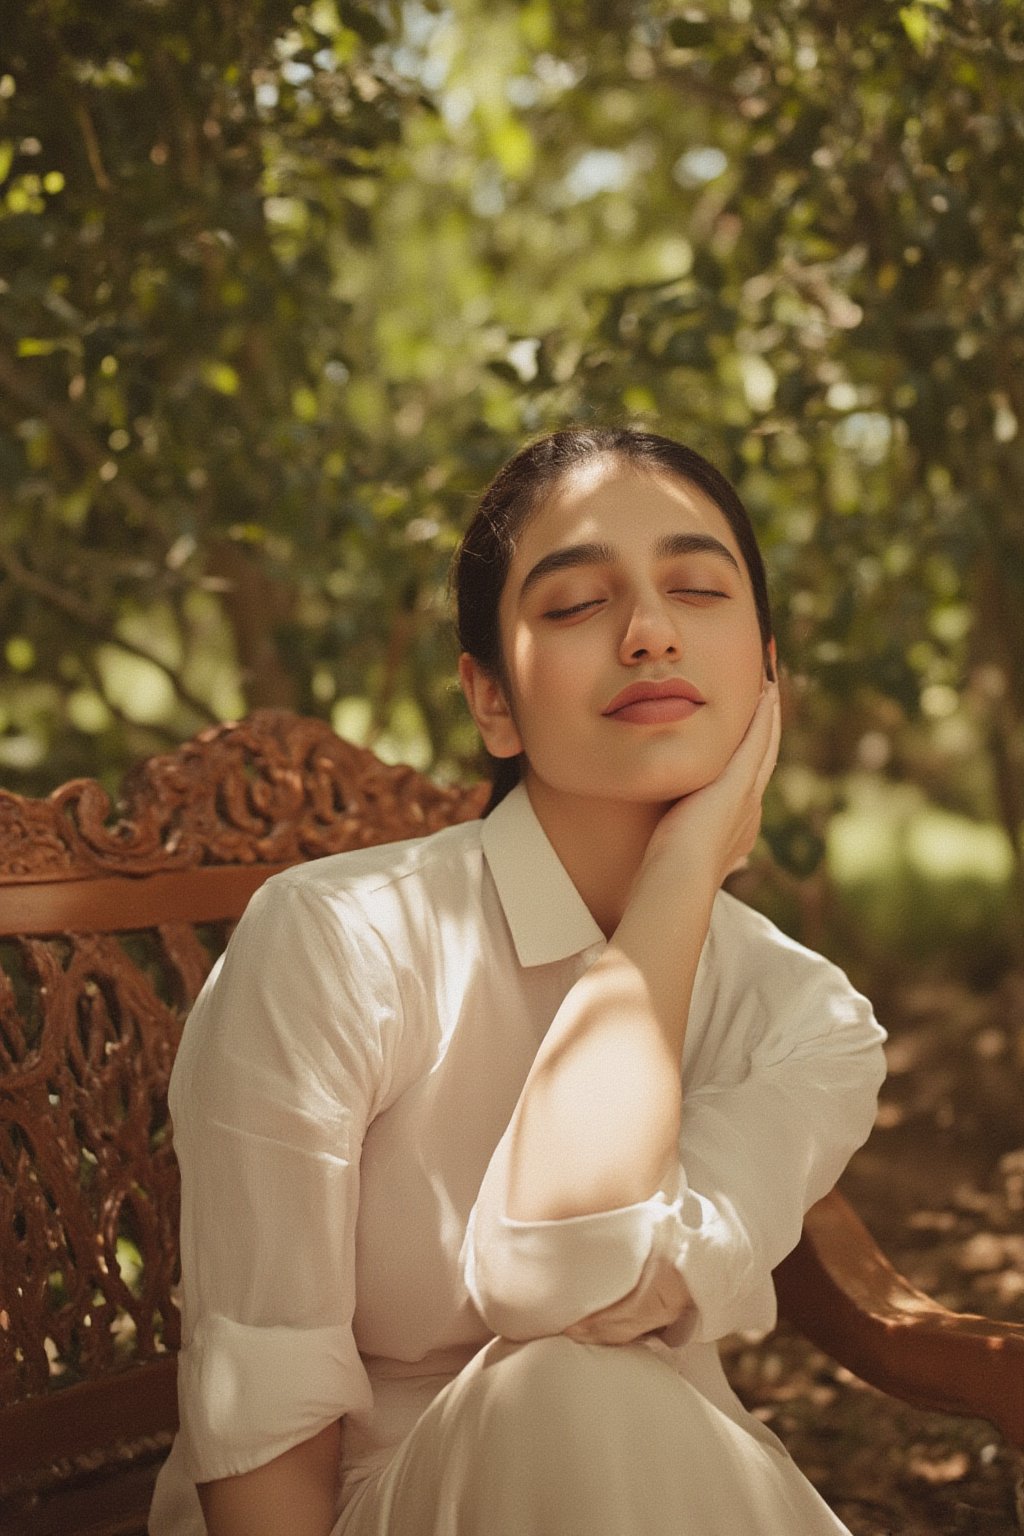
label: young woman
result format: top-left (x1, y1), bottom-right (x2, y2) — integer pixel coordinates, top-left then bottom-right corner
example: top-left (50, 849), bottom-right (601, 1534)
top-left (149, 427), bottom-right (886, 1536)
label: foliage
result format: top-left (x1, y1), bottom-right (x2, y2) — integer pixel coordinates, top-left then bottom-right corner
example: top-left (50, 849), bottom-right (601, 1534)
top-left (530, 0), bottom-right (1024, 931)
top-left (0, 0), bottom-right (438, 778)
top-left (2, 0), bottom-right (1023, 966)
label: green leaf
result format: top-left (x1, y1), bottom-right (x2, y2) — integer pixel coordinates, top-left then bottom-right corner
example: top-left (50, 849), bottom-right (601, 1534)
top-left (763, 815), bottom-right (827, 879)
top-left (200, 361), bottom-right (240, 395)
top-left (17, 337), bottom-right (64, 357)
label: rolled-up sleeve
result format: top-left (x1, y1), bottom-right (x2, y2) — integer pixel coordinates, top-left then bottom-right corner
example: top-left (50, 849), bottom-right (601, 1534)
top-left (169, 874), bottom-right (392, 1485)
top-left (463, 944), bottom-right (886, 1344)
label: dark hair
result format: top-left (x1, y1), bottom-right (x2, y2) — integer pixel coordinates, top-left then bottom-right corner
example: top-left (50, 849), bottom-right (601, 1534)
top-left (452, 426), bottom-right (774, 813)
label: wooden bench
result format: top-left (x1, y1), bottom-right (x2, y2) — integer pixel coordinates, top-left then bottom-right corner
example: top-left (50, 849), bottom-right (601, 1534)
top-left (1, 710), bottom-right (1022, 1535)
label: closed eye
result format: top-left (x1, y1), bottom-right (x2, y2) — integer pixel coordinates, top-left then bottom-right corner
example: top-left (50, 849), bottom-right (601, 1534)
top-left (544, 599), bottom-right (605, 620)
top-left (671, 588), bottom-right (728, 600)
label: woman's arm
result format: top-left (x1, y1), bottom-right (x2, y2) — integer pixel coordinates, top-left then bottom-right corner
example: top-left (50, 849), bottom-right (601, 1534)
top-left (169, 880), bottom-right (380, 1502)
top-left (198, 1421), bottom-right (341, 1536)
top-left (499, 682), bottom-right (781, 1225)
top-left (463, 671), bottom-right (883, 1346)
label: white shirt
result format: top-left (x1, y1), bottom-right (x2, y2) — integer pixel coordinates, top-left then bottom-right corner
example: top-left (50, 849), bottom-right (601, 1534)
top-left (149, 784), bottom-right (886, 1530)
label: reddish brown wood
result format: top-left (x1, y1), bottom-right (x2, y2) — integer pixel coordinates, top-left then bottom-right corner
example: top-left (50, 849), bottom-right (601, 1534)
top-left (0, 928), bottom-right (187, 1402)
top-left (0, 1357), bottom-right (177, 1485)
top-left (0, 864), bottom-right (296, 935)
top-left (0, 710), bottom-right (486, 884)
top-left (774, 1188), bottom-right (1024, 1449)
top-left (0, 1452), bottom-right (166, 1535)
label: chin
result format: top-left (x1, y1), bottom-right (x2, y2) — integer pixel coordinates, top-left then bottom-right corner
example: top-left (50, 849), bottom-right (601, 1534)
top-left (641, 752), bottom-right (731, 802)
top-left (604, 769), bottom-right (717, 805)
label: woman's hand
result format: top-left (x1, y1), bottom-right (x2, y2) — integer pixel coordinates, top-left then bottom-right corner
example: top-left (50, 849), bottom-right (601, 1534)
top-left (563, 1250), bottom-right (693, 1346)
top-left (637, 679), bottom-right (782, 899)
top-left (491, 684), bottom-right (780, 1233)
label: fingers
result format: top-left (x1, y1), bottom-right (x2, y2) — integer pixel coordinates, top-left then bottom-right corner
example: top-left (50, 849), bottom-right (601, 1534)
top-left (720, 680), bottom-right (780, 799)
top-left (564, 1317), bottom-right (649, 1345)
top-left (637, 680), bottom-right (782, 889)
top-left (564, 1302), bottom-right (674, 1346)
top-left (562, 1259), bottom-right (693, 1345)
top-left (752, 683), bottom-right (782, 800)
top-left (707, 684), bottom-right (778, 879)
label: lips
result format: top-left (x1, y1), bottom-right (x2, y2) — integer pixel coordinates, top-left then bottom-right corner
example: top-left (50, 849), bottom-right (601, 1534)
top-left (602, 678), bottom-right (706, 725)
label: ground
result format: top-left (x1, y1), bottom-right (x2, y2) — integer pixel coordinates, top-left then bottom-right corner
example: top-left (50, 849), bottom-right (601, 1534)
top-left (722, 973), bottom-right (1024, 1535)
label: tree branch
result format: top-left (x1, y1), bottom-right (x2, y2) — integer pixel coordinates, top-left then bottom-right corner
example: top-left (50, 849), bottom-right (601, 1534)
top-left (78, 650), bottom-right (186, 748)
top-left (71, 95), bottom-right (113, 194)
top-left (0, 346), bottom-right (158, 529)
top-left (0, 544), bottom-right (220, 726)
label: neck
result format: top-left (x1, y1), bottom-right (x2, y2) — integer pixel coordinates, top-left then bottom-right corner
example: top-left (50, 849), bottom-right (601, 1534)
top-left (523, 772), bottom-right (665, 938)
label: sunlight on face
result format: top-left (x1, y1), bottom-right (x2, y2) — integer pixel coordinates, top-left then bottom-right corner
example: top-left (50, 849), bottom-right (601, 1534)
top-left (497, 459), bottom-right (766, 814)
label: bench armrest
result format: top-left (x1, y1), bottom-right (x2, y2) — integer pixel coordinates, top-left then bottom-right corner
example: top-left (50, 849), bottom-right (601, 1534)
top-left (773, 1187), bottom-right (1024, 1450)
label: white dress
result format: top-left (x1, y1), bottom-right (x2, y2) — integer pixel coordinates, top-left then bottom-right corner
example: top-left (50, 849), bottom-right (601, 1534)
top-left (148, 784), bottom-right (886, 1535)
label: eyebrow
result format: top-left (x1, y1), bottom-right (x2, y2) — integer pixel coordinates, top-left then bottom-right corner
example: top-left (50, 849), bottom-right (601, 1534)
top-left (518, 532), bottom-right (741, 600)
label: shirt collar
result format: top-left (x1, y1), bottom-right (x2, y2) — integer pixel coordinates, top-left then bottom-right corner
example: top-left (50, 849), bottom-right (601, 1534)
top-left (480, 783), bottom-right (606, 967)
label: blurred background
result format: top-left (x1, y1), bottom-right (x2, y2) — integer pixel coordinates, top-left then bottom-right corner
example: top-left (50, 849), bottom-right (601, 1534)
top-left (2, 0), bottom-right (1023, 993)
top-left (5, 8), bottom-right (1024, 1524)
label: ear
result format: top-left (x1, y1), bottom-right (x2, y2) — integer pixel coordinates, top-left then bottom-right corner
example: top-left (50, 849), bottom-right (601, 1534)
top-left (458, 653), bottom-right (523, 759)
top-left (766, 636), bottom-right (778, 682)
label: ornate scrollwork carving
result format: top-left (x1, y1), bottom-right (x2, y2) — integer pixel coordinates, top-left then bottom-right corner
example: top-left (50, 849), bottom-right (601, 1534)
top-left (0, 710), bottom-right (488, 881)
top-left (0, 929), bottom-right (188, 1398)
top-left (0, 714), bottom-right (487, 1405)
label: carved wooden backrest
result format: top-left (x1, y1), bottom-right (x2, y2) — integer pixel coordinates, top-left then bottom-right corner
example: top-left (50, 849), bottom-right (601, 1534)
top-left (0, 712), bottom-right (485, 1434)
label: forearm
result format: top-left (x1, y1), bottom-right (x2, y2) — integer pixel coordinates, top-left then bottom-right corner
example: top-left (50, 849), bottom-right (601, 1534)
top-left (504, 860), bottom-right (716, 1222)
top-left (466, 686), bottom-right (781, 1335)
top-left (198, 1420), bottom-right (341, 1536)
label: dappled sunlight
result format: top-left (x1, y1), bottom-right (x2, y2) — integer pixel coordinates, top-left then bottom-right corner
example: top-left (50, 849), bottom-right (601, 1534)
top-left (829, 779), bottom-right (1014, 887)
top-left (4, 2), bottom-right (1024, 1532)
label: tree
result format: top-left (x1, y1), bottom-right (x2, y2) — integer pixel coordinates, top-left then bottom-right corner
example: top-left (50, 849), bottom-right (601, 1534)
top-left (3, 0), bottom-right (1023, 962)
top-left (0, 0), bottom-right (426, 781)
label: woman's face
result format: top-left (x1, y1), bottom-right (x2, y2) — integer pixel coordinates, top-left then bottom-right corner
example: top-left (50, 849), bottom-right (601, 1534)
top-left (461, 458), bottom-right (768, 813)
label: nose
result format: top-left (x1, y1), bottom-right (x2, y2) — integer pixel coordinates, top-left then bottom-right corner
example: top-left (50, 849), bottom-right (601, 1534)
top-left (618, 592), bottom-right (680, 665)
